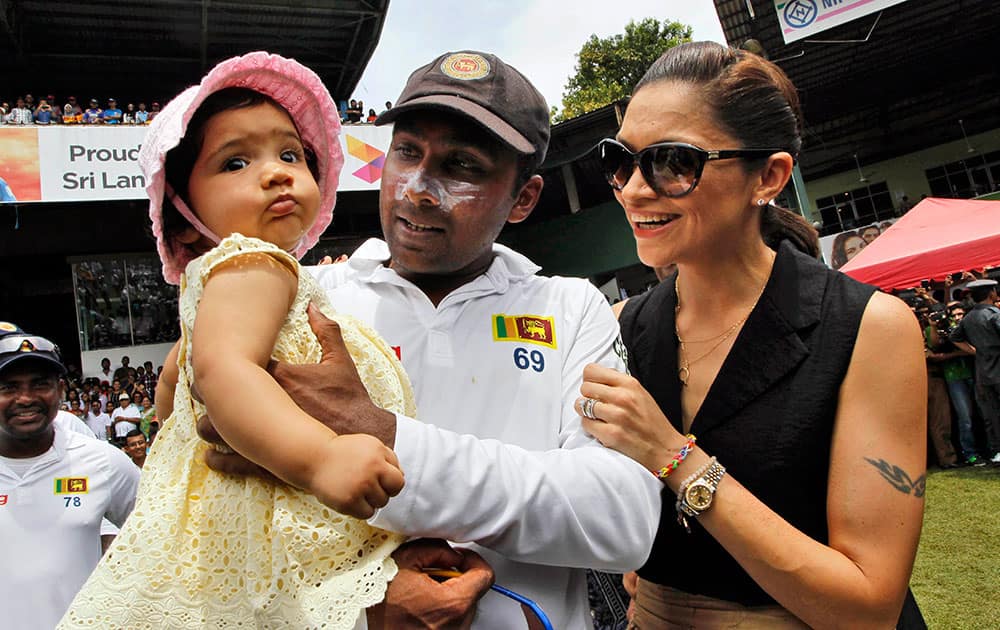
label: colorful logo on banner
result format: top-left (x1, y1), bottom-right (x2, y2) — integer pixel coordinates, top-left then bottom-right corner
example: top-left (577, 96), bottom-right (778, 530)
top-left (492, 314), bottom-right (557, 349)
top-left (346, 135), bottom-right (385, 184)
top-left (53, 477), bottom-right (89, 494)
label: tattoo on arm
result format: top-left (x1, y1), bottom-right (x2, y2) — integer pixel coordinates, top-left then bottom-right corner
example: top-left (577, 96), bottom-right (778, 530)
top-left (864, 458), bottom-right (926, 497)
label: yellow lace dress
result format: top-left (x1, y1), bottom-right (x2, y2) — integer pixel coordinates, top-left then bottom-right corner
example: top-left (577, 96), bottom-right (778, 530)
top-left (60, 234), bottom-right (414, 629)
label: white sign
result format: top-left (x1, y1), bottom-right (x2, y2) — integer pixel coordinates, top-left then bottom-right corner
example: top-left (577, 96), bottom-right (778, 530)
top-left (37, 126), bottom-right (148, 202)
top-left (774, 0), bottom-right (912, 44)
top-left (0, 124), bottom-right (393, 204)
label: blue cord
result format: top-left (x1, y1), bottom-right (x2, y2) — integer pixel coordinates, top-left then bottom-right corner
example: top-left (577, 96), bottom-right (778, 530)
top-left (490, 583), bottom-right (555, 630)
top-left (424, 568), bottom-right (555, 629)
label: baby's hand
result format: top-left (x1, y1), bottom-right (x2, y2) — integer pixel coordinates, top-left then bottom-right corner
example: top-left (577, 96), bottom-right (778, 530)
top-left (311, 434), bottom-right (404, 519)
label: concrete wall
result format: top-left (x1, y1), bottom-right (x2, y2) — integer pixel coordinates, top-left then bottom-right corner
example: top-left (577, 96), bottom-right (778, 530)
top-left (81, 342), bottom-right (173, 382)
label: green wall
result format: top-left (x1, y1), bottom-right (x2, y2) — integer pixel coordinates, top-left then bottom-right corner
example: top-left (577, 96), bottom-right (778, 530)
top-left (803, 127), bottom-right (1000, 223)
top-left (499, 200), bottom-right (640, 278)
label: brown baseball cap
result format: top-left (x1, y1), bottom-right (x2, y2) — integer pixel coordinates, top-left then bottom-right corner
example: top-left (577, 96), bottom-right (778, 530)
top-left (376, 51), bottom-right (550, 163)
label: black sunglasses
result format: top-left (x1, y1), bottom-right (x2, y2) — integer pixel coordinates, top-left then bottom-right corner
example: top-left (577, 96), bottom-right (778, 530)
top-left (598, 139), bottom-right (784, 198)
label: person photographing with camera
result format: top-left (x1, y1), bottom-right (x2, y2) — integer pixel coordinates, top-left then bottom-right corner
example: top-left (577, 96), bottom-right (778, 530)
top-left (949, 279), bottom-right (1000, 465)
top-left (925, 302), bottom-right (983, 466)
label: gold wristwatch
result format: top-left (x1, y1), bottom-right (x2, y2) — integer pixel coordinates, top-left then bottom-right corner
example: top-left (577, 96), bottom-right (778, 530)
top-left (677, 459), bottom-right (726, 532)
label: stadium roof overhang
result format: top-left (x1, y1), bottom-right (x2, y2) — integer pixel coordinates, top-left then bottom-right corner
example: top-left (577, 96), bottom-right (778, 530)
top-left (712, 0), bottom-right (1000, 179)
top-left (1, 0), bottom-right (389, 104)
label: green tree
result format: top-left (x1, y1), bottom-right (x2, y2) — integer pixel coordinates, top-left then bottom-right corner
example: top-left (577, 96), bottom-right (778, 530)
top-left (556, 18), bottom-right (693, 122)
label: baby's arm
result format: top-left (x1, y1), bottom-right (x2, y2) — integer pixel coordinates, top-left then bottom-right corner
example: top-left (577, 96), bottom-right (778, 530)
top-left (192, 253), bottom-right (403, 518)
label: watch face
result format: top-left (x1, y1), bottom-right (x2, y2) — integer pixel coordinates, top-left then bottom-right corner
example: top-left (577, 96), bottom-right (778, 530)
top-left (685, 482), bottom-right (713, 510)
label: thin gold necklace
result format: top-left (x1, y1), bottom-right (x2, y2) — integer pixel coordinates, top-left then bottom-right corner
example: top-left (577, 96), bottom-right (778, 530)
top-left (675, 272), bottom-right (769, 387)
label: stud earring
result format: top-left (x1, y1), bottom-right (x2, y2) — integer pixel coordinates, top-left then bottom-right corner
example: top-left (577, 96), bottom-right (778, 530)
top-left (756, 198), bottom-right (767, 206)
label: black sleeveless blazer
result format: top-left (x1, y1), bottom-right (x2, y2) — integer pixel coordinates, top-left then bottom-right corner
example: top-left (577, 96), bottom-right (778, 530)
top-left (620, 240), bottom-right (876, 605)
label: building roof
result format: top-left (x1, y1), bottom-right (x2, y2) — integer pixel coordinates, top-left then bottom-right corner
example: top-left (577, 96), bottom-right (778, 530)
top-left (712, 0), bottom-right (1000, 179)
top-left (2, 0), bottom-right (389, 103)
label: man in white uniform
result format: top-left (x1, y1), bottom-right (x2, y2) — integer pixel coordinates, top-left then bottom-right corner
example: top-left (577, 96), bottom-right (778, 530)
top-left (0, 323), bottom-right (140, 630)
top-left (202, 51), bottom-right (662, 628)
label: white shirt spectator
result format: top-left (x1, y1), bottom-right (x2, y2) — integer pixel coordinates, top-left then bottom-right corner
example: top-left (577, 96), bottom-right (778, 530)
top-left (85, 411), bottom-right (113, 440)
top-left (110, 405), bottom-right (141, 438)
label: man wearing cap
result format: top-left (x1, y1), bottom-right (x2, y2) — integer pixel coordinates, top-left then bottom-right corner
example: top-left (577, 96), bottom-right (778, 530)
top-left (110, 392), bottom-right (140, 442)
top-left (950, 278), bottom-right (1000, 464)
top-left (83, 99), bottom-right (103, 124)
top-left (103, 98), bottom-right (122, 124)
top-left (0, 323), bottom-right (139, 629)
top-left (195, 50), bottom-right (660, 628)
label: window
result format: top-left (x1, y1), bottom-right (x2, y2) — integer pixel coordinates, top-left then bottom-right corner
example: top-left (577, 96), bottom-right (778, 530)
top-left (72, 256), bottom-right (179, 351)
top-left (926, 151), bottom-right (1000, 198)
top-left (815, 181), bottom-right (895, 235)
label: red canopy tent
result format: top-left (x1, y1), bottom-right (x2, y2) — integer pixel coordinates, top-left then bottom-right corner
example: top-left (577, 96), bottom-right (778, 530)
top-left (840, 197), bottom-right (1000, 290)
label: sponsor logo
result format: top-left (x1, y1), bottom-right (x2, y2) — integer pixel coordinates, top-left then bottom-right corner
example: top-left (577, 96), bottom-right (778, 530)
top-left (53, 477), bottom-right (89, 494)
top-left (493, 314), bottom-right (556, 349)
top-left (783, 0), bottom-right (817, 28)
top-left (346, 135), bottom-right (386, 184)
top-left (440, 53), bottom-right (491, 80)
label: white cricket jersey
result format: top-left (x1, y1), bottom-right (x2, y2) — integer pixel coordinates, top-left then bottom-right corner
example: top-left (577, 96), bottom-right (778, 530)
top-left (0, 425), bottom-right (140, 630)
top-left (310, 239), bottom-right (662, 630)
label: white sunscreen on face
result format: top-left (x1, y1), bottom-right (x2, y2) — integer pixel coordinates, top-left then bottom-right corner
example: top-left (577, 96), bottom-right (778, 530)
top-left (394, 170), bottom-right (483, 213)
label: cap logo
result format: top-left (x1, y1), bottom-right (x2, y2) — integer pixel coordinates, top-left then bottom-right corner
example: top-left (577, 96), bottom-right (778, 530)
top-left (18, 340), bottom-right (35, 352)
top-left (440, 53), bottom-right (490, 80)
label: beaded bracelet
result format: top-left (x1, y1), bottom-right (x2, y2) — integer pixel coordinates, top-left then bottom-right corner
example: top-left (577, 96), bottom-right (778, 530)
top-left (652, 434), bottom-right (697, 480)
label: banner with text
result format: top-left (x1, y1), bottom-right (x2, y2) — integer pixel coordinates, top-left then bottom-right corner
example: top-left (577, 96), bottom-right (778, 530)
top-left (774, 0), bottom-right (911, 44)
top-left (0, 124), bottom-right (393, 203)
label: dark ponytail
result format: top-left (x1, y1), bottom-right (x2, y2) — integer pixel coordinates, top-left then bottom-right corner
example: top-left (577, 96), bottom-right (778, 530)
top-left (636, 42), bottom-right (817, 257)
top-left (761, 204), bottom-right (819, 258)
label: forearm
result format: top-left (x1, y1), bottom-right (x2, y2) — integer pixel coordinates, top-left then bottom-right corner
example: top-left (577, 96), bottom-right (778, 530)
top-left (196, 356), bottom-right (337, 492)
top-left (687, 463), bottom-right (910, 629)
top-left (952, 341), bottom-right (975, 354)
top-left (155, 341), bottom-right (180, 418)
top-left (371, 416), bottom-right (661, 571)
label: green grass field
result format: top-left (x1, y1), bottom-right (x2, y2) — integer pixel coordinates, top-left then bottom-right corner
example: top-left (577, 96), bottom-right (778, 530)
top-left (910, 465), bottom-right (1000, 629)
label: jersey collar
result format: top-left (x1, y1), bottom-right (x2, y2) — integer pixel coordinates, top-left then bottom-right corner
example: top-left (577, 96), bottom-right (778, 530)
top-left (349, 238), bottom-right (541, 294)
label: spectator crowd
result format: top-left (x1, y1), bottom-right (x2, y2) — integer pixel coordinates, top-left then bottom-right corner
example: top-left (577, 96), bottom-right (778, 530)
top-left (61, 355), bottom-right (162, 448)
top-left (340, 98), bottom-right (391, 124)
top-left (1, 93), bottom-right (162, 125)
top-left (904, 272), bottom-right (1000, 468)
top-left (3, 92), bottom-right (394, 126)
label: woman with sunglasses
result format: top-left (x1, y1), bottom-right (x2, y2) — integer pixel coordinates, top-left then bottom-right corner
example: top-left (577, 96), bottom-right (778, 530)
top-left (577, 42), bottom-right (926, 628)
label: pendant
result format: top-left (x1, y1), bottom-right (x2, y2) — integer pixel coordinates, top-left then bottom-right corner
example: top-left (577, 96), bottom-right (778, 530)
top-left (678, 365), bottom-right (690, 386)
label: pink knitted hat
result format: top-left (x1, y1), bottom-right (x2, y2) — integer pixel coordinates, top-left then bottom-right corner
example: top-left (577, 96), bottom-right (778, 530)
top-left (141, 51), bottom-right (344, 284)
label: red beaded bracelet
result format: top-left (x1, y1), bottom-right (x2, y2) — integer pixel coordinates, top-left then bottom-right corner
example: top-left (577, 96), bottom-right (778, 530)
top-left (652, 434), bottom-right (697, 480)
